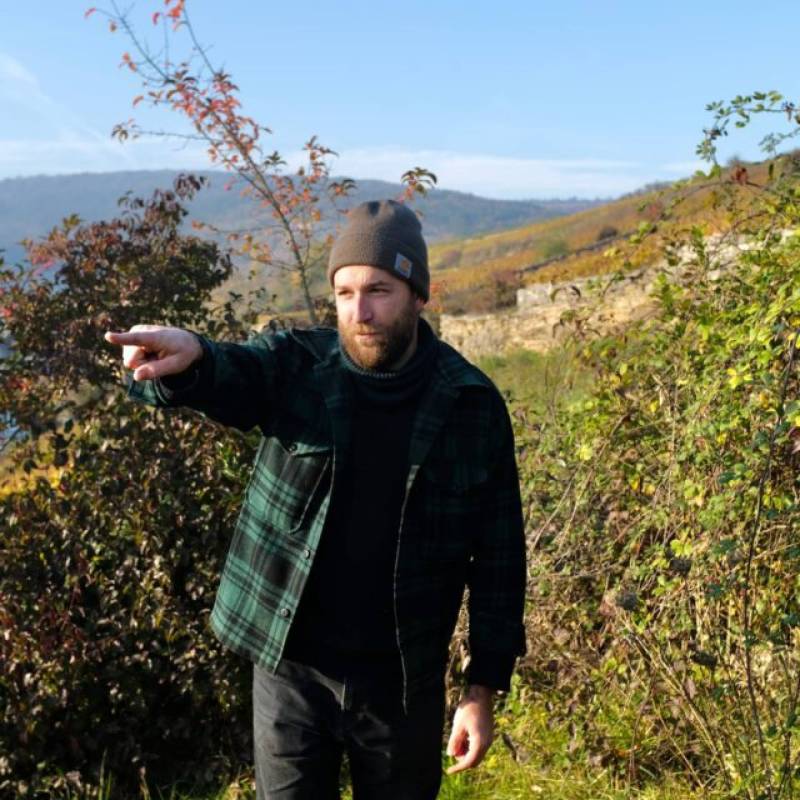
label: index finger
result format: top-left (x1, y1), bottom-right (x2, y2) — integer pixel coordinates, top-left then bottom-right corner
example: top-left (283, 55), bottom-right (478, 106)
top-left (104, 331), bottom-right (158, 347)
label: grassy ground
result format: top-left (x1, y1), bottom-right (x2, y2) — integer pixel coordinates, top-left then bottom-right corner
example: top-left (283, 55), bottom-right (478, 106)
top-left (434, 675), bottom-right (724, 800)
top-left (135, 691), bottom-right (717, 800)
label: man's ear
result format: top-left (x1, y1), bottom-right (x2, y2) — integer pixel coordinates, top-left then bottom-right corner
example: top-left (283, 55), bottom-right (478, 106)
top-left (414, 293), bottom-right (426, 313)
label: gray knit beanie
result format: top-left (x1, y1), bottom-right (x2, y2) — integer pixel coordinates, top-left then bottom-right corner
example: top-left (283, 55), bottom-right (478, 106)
top-left (327, 199), bottom-right (430, 301)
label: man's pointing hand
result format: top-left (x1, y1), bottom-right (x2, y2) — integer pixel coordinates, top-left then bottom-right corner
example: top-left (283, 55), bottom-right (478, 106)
top-left (104, 324), bottom-right (202, 382)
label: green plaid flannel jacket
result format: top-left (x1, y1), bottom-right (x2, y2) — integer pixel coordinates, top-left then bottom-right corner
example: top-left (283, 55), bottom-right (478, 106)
top-left (126, 323), bottom-right (526, 708)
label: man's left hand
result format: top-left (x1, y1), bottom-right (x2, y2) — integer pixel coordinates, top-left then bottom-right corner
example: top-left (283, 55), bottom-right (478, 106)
top-left (445, 684), bottom-right (494, 774)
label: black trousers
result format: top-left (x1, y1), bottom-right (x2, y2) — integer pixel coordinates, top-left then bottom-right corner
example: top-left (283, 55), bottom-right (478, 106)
top-left (252, 659), bottom-right (445, 800)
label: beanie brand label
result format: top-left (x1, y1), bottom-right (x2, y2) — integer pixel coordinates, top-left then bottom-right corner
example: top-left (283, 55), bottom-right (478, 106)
top-left (394, 253), bottom-right (413, 278)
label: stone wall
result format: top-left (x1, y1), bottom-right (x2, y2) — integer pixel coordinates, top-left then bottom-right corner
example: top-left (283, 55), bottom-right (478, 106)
top-left (439, 271), bottom-right (658, 361)
top-left (438, 231), bottom-right (771, 361)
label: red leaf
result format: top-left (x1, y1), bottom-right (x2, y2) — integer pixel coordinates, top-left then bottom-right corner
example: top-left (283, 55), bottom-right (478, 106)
top-left (132, 95), bottom-right (144, 107)
top-left (166, 1), bottom-right (184, 20)
top-left (120, 52), bottom-right (137, 72)
top-left (152, 12), bottom-right (161, 25)
top-left (84, 7), bottom-right (96, 19)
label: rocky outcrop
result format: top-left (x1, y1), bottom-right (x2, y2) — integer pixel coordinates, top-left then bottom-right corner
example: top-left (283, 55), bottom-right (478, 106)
top-left (439, 271), bottom-right (658, 360)
top-left (439, 232), bottom-right (773, 361)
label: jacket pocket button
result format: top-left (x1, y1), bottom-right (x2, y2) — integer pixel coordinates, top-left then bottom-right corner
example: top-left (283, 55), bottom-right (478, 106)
top-left (303, 548), bottom-right (311, 559)
top-left (279, 607), bottom-right (291, 618)
top-left (287, 443), bottom-right (297, 453)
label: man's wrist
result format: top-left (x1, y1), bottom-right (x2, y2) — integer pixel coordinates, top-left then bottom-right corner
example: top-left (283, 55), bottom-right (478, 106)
top-left (464, 684), bottom-right (494, 703)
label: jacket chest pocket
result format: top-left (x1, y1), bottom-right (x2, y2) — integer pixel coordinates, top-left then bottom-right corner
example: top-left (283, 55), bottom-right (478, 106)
top-left (416, 458), bottom-right (489, 565)
top-left (246, 434), bottom-right (332, 535)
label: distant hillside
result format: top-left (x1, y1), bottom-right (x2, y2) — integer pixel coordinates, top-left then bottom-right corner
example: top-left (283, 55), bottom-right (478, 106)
top-left (0, 170), bottom-right (602, 264)
top-left (427, 158), bottom-right (781, 313)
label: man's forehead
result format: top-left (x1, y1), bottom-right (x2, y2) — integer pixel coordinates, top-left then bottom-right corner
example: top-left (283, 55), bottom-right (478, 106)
top-left (333, 265), bottom-right (401, 289)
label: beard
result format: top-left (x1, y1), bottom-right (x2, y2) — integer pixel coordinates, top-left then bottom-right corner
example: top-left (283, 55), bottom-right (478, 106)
top-left (338, 298), bottom-right (419, 372)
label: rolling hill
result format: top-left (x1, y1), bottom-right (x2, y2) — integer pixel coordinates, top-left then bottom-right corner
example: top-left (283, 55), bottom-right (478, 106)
top-left (427, 158), bottom-right (781, 313)
top-left (0, 170), bottom-right (601, 265)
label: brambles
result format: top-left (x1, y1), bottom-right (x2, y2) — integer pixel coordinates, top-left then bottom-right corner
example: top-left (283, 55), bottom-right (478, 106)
top-left (511, 91), bottom-right (800, 798)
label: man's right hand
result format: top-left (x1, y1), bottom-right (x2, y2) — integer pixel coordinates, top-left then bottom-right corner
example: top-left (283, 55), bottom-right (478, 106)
top-left (104, 324), bottom-right (203, 382)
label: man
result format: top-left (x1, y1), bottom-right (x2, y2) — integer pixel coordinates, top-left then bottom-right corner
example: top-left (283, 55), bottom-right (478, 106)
top-left (105, 200), bottom-right (526, 799)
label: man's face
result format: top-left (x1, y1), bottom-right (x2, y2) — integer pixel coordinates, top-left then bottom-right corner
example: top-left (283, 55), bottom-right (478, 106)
top-left (334, 265), bottom-right (425, 371)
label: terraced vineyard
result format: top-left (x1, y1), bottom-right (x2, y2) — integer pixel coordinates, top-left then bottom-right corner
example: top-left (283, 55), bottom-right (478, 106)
top-left (427, 159), bottom-right (776, 314)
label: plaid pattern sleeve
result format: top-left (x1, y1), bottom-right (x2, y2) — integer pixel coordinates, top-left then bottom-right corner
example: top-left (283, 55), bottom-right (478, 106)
top-left (126, 330), bottom-right (291, 432)
top-left (465, 390), bottom-right (527, 689)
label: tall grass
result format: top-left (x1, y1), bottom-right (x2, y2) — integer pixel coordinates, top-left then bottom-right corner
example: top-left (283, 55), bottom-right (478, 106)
top-left (478, 345), bottom-right (595, 416)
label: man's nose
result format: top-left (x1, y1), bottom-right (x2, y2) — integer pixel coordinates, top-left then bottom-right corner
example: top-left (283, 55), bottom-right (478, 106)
top-left (354, 294), bottom-right (373, 323)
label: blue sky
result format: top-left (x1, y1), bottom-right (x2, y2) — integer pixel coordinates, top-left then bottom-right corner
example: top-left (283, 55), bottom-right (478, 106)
top-left (2, 1), bottom-right (798, 198)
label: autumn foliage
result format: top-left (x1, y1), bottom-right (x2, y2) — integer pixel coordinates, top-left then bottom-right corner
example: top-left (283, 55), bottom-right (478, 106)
top-left (0, 177), bottom-right (260, 797)
top-left (88, 0), bottom-right (434, 324)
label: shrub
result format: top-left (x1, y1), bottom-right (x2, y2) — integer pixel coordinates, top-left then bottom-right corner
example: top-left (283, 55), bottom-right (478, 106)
top-left (0, 177), bottom-right (259, 797)
top-left (515, 162), bottom-right (800, 796)
top-left (541, 238), bottom-right (570, 260)
top-left (492, 270), bottom-right (522, 309)
top-left (596, 225), bottom-right (619, 242)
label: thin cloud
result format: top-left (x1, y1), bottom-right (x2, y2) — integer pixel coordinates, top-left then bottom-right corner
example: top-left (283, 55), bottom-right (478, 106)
top-left (323, 148), bottom-right (694, 199)
top-left (0, 57), bottom-right (698, 197)
top-left (0, 53), bottom-right (39, 89)
top-left (0, 51), bottom-right (134, 171)
top-left (0, 82), bottom-right (700, 200)
top-left (0, 52), bottom-right (72, 133)
top-left (0, 137), bottom-right (210, 179)
top-left (660, 159), bottom-right (706, 174)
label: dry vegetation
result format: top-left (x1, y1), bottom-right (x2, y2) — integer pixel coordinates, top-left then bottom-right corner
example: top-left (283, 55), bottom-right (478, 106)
top-left (208, 160), bottom-right (783, 322)
top-left (427, 159), bottom-right (778, 314)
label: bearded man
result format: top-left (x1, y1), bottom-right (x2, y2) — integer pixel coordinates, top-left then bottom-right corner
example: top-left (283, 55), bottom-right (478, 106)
top-left (106, 199), bottom-right (527, 800)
